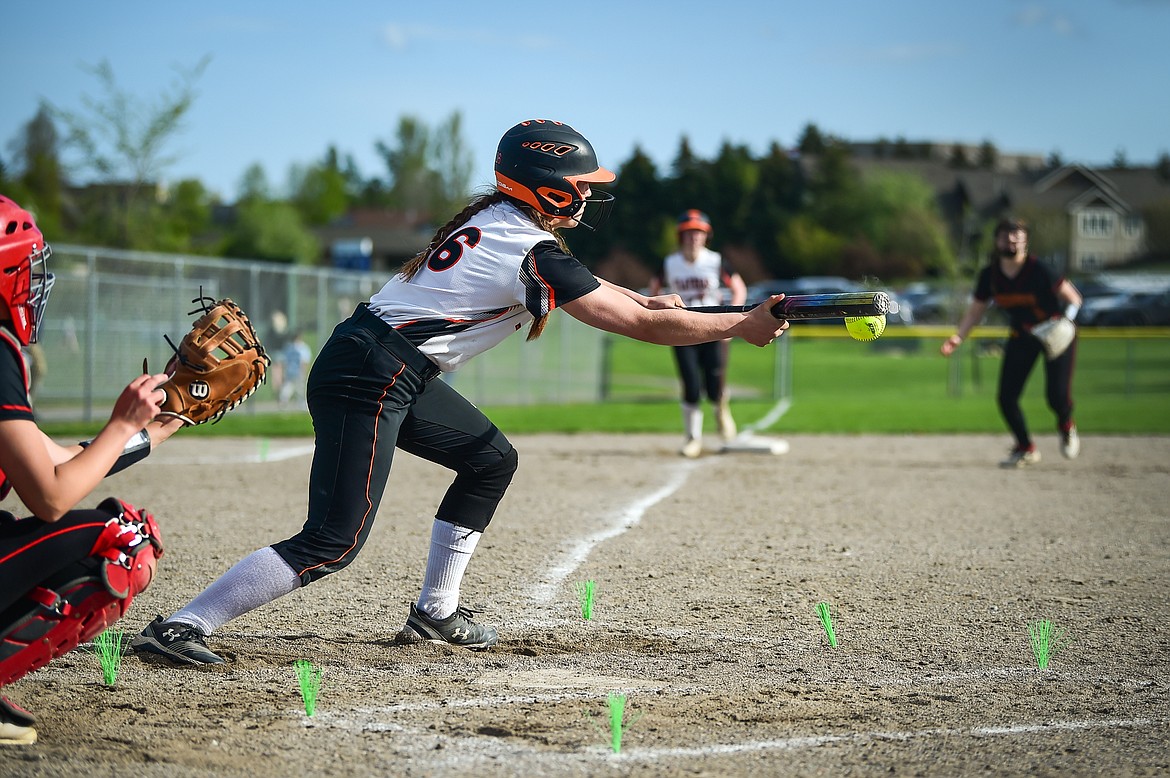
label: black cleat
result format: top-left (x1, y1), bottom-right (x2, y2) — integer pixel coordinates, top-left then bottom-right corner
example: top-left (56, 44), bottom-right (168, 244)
top-left (401, 604), bottom-right (498, 650)
top-left (130, 615), bottom-right (224, 665)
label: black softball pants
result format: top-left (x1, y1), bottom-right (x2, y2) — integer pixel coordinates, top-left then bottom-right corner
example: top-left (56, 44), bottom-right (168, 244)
top-left (997, 332), bottom-right (1077, 448)
top-left (272, 306), bottom-right (517, 586)
top-left (673, 340), bottom-right (729, 404)
top-left (0, 509), bottom-right (112, 616)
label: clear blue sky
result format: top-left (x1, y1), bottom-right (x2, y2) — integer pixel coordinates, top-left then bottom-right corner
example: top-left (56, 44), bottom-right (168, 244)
top-left (4, 0), bottom-right (1167, 202)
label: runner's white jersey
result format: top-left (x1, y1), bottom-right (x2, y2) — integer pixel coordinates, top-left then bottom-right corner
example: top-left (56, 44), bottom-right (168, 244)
top-left (368, 201), bottom-right (599, 372)
top-left (660, 248), bottom-right (734, 307)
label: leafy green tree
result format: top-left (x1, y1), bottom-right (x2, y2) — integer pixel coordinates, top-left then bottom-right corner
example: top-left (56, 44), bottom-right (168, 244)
top-left (797, 123), bottom-right (827, 155)
top-left (1012, 205), bottom-right (1069, 266)
top-left (6, 104), bottom-right (66, 237)
top-left (977, 140), bottom-right (998, 170)
top-left (50, 57), bottom-right (208, 247)
top-left (1156, 152), bottom-right (1170, 182)
top-left (948, 145), bottom-right (972, 169)
top-left (745, 142), bottom-right (803, 277)
top-left (155, 178), bottom-right (214, 252)
top-left (221, 163), bottom-right (319, 263)
top-left (374, 112), bottom-right (472, 219)
top-left (599, 145), bottom-right (665, 263)
top-left (777, 214), bottom-right (845, 276)
top-left (666, 136), bottom-right (714, 218)
top-left (707, 141), bottom-right (758, 239)
top-left (290, 146), bottom-right (349, 226)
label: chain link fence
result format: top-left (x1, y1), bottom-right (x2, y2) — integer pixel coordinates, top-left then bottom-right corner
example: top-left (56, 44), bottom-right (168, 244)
top-left (33, 246), bottom-right (609, 421)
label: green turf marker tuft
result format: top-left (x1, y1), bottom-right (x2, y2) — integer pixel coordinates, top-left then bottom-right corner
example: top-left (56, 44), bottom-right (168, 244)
top-left (816, 601), bottom-right (838, 647)
top-left (1027, 619), bottom-right (1072, 669)
top-left (294, 660), bottom-right (324, 716)
top-left (259, 437), bottom-right (270, 462)
top-left (606, 693), bottom-right (641, 754)
top-left (575, 579), bottom-right (596, 620)
top-left (95, 629), bottom-right (126, 686)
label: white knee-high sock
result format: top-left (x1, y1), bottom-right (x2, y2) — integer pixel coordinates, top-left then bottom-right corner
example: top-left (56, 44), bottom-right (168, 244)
top-left (682, 402), bottom-right (703, 440)
top-left (170, 546), bottom-right (301, 636)
top-left (417, 520), bottom-right (482, 620)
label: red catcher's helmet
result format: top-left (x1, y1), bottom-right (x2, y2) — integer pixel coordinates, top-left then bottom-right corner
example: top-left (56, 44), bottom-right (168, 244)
top-left (495, 119), bottom-right (616, 224)
top-left (677, 209), bottom-right (713, 234)
top-left (0, 195), bottom-right (55, 345)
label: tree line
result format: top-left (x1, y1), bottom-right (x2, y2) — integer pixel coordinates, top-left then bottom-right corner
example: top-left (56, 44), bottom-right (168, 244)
top-left (6, 59), bottom-right (1163, 282)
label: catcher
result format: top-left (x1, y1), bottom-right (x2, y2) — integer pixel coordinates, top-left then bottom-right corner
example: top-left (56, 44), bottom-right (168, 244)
top-left (941, 217), bottom-right (1083, 467)
top-left (0, 194), bottom-right (182, 745)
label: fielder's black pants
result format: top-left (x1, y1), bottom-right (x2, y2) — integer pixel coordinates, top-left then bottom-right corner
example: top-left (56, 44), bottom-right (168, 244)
top-left (272, 305), bottom-right (517, 586)
top-left (997, 332), bottom-right (1077, 448)
top-left (673, 340), bottom-right (729, 404)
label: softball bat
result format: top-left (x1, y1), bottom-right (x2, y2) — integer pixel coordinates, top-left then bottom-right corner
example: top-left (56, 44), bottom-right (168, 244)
top-left (690, 291), bottom-right (894, 320)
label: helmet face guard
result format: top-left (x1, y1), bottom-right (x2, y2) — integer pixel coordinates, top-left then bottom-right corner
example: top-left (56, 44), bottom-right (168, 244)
top-left (0, 195), bottom-right (55, 345)
top-left (495, 119), bottom-right (616, 228)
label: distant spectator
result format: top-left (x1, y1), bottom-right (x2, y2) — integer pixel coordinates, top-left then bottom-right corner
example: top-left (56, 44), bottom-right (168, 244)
top-left (278, 331), bottom-right (312, 408)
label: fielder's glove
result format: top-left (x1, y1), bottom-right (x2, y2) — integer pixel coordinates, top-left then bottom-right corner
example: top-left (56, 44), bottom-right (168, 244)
top-left (1030, 316), bottom-right (1076, 361)
top-left (157, 295), bottom-right (271, 425)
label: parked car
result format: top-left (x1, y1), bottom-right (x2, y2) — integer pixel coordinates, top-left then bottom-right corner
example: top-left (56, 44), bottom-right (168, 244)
top-left (1080, 290), bottom-right (1170, 326)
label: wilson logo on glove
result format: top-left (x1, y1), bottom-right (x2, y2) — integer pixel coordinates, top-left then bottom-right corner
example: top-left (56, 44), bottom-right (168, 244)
top-left (152, 294), bottom-right (270, 425)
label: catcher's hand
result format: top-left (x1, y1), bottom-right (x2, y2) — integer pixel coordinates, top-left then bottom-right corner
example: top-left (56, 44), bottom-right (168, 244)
top-left (157, 295), bottom-right (270, 425)
top-left (1030, 316), bottom-right (1076, 361)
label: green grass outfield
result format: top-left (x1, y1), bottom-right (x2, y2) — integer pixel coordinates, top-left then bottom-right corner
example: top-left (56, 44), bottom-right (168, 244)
top-left (42, 327), bottom-right (1170, 438)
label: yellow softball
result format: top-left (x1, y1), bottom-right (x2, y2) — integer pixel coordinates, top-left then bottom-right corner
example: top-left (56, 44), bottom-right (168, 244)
top-left (844, 315), bottom-right (886, 342)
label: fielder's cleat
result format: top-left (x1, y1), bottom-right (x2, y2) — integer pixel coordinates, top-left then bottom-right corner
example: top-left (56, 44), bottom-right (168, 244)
top-left (999, 445), bottom-right (1041, 468)
top-left (679, 438), bottom-right (703, 459)
top-left (401, 603), bottom-right (498, 650)
top-left (1060, 426), bottom-right (1080, 459)
top-left (0, 697), bottom-right (36, 746)
top-left (130, 615), bottom-right (225, 665)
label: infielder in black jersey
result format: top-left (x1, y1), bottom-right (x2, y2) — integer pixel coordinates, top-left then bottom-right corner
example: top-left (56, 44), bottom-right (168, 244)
top-left (941, 218), bottom-right (1083, 467)
top-left (0, 195), bottom-right (183, 745)
top-left (650, 210), bottom-right (747, 457)
top-left (131, 119), bottom-right (790, 663)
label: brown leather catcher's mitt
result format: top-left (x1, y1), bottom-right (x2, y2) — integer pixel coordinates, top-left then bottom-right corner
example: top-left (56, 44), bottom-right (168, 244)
top-left (158, 295), bottom-right (270, 425)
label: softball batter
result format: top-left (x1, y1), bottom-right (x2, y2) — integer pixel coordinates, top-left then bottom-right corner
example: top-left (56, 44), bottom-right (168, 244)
top-left (131, 119), bottom-right (789, 663)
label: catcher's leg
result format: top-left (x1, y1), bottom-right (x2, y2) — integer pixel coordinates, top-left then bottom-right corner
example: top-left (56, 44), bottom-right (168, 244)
top-left (0, 499), bottom-right (163, 688)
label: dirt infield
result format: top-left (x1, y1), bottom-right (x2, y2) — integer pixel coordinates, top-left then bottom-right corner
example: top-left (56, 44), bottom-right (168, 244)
top-left (3, 433), bottom-right (1168, 776)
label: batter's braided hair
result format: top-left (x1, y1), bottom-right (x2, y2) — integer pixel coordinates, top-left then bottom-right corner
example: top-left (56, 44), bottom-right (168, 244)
top-left (400, 190), bottom-right (572, 341)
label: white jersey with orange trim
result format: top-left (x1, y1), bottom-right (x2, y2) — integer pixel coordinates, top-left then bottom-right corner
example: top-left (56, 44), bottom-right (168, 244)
top-left (659, 248), bottom-right (735, 308)
top-left (368, 200), bottom-right (599, 372)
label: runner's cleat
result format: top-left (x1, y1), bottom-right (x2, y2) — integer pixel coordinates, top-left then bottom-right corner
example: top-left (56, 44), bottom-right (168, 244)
top-left (1061, 426), bottom-right (1080, 459)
